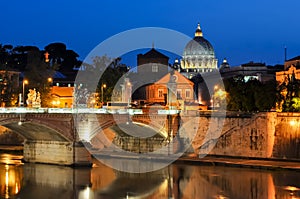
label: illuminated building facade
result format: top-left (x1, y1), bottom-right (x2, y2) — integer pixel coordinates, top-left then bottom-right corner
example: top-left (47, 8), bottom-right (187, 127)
top-left (50, 86), bottom-right (74, 108)
top-left (146, 70), bottom-right (194, 106)
top-left (220, 61), bottom-right (280, 83)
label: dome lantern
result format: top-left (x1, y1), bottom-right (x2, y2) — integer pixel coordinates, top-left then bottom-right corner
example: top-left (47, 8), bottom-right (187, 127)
top-left (195, 23), bottom-right (203, 37)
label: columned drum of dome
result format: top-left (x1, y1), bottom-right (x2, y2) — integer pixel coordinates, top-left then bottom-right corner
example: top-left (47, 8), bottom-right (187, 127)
top-left (181, 23), bottom-right (218, 78)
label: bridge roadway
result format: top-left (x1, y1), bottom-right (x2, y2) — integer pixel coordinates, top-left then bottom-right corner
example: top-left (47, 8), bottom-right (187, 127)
top-left (0, 107), bottom-right (186, 166)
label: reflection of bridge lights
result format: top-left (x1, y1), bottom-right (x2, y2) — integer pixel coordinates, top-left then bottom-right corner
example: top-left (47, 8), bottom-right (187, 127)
top-left (79, 186), bottom-right (93, 199)
top-left (4, 164), bottom-right (21, 198)
top-left (216, 195), bottom-right (229, 199)
top-left (284, 185), bottom-right (300, 192)
top-left (15, 182), bottom-right (19, 194)
top-left (5, 165), bottom-right (9, 199)
top-left (0, 155), bottom-right (23, 198)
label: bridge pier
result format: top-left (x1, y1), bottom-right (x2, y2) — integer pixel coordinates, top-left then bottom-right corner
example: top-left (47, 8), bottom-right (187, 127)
top-left (23, 140), bottom-right (92, 166)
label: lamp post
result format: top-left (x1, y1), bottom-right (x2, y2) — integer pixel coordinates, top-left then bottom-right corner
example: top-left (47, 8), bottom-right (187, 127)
top-left (22, 80), bottom-right (28, 106)
top-left (101, 84), bottom-right (106, 106)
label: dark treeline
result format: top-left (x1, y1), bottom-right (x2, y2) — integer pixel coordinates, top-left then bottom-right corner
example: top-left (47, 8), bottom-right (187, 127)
top-left (0, 42), bottom-right (82, 73)
top-left (224, 76), bottom-right (277, 112)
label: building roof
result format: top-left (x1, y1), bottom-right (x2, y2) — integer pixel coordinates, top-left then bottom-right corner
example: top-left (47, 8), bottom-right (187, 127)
top-left (138, 48), bottom-right (169, 59)
top-left (286, 56), bottom-right (300, 62)
top-left (156, 70), bottom-right (194, 86)
top-left (241, 61), bottom-right (266, 67)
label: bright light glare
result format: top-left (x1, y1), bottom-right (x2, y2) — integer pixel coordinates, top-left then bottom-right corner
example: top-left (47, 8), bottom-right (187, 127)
top-left (290, 120), bottom-right (296, 126)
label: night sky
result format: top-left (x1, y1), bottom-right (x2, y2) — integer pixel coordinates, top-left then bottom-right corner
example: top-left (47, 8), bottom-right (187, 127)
top-left (1, 0), bottom-right (300, 67)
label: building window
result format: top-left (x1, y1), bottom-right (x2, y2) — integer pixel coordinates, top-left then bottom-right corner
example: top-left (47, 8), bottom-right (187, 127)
top-left (152, 64), bottom-right (158, 72)
top-left (185, 89), bottom-right (191, 99)
top-left (177, 89), bottom-right (182, 99)
top-left (158, 89), bottom-right (164, 98)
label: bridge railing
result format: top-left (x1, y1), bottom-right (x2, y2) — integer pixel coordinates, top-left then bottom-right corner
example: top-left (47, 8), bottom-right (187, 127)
top-left (0, 107), bottom-right (195, 115)
top-left (0, 107), bottom-right (146, 114)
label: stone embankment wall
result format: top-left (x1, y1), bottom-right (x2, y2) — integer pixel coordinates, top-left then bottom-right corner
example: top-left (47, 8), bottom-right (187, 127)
top-left (272, 112), bottom-right (300, 159)
top-left (192, 112), bottom-right (300, 159)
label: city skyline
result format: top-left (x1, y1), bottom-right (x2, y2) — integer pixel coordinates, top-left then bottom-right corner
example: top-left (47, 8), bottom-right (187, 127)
top-left (1, 0), bottom-right (300, 67)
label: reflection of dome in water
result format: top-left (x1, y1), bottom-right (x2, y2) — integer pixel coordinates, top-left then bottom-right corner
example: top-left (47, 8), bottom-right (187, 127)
top-left (181, 23), bottom-right (218, 78)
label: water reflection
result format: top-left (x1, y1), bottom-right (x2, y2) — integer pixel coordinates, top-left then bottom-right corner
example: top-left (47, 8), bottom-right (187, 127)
top-left (89, 161), bottom-right (300, 199)
top-left (0, 153), bottom-right (23, 199)
top-left (0, 164), bottom-right (23, 198)
top-left (0, 153), bottom-right (300, 199)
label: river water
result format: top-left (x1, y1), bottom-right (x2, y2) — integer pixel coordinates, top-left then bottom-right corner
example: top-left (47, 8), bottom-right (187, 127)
top-left (0, 152), bottom-right (300, 199)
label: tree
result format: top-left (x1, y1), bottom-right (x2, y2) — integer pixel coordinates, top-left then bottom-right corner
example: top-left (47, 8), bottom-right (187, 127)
top-left (291, 97), bottom-right (300, 112)
top-left (278, 72), bottom-right (300, 112)
top-left (23, 49), bottom-right (55, 107)
top-left (254, 80), bottom-right (276, 111)
top-left (79, 56), bottom-right (130, 104)
top-left (44, 42), bottom-right (81, 73)
top-left (224, 77), bottom-right (276, 112)
top-left (44, 42), bottom-right (67, 65)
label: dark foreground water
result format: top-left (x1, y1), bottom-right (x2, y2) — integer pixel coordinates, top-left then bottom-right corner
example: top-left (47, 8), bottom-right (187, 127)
top-left (0, 152), bottom-right (300, 199)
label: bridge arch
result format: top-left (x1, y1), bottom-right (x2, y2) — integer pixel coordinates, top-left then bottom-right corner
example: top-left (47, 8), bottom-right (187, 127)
top-left (0, 114), bottom-right (74, 142)
top-left (1, 120), bottom-right (70, 142)
top-left (89, 120), bottom-right (168, 140)
top-left (86, 120), bottom-right (166, 150)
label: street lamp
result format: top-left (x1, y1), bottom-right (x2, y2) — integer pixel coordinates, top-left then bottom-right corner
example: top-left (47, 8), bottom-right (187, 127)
top-left (22, 80), bottom-right (28, 106)
top-left (47, 77), bottom-right (53, 84)
top-left (101, 84), bottom-right (106, 106)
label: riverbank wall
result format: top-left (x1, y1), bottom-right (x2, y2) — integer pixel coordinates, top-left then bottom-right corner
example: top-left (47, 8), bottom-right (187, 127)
top-left (192, 112), bottom-right (300, 160)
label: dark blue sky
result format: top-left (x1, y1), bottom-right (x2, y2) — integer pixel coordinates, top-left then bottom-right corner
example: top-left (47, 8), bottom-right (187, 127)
top-left (1, 0), bottom-right (300, 66)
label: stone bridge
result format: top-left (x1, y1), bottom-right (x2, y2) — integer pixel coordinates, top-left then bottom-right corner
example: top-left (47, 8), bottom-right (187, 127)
top-left (1, 110), bottom-right (300, 166)
top-left (0, 111), bottom-right (183, 166)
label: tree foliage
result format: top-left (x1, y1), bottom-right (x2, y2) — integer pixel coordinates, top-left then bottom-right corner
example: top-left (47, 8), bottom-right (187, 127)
top-left (277, 72), bottom-right (300, 112)
top-left (224, 76), bottom-right (276, 112)
top-left (44, 42), bottom-right (81, 72)
top-left (80, 56), bottom-right (129, 103)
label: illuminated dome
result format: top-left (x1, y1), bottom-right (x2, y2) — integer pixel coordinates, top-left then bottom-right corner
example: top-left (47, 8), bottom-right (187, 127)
top-left (181, 23), bottom-right (218, 78)
top-left (183, 36), bottom-right (215, 57)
